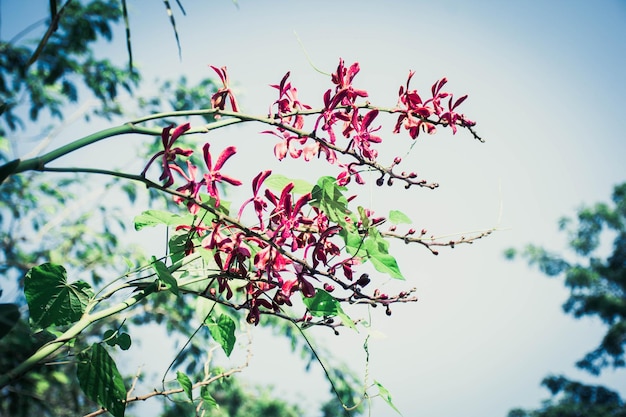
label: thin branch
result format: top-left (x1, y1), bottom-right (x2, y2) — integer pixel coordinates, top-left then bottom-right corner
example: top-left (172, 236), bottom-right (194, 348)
top-left (84, 325), bottom-right (254, 417)
top-left (26, 0), bottom-right (74, 68)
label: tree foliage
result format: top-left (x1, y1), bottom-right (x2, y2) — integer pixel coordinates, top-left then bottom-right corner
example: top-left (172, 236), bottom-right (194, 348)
top-left (506, 182), bottom-right (626, 416)
top-left (506, 183), bottom-right (626, 374)
top-left (0, 0), bottom-right (139, 131)
top-left (507, 375), bottom-right (626, 417)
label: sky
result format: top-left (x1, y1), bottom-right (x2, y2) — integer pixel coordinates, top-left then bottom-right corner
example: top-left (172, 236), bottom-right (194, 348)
top-left (3, 1), bottom-right (626, 416)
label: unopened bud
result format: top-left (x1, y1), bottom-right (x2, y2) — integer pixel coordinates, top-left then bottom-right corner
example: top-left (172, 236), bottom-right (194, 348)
top-left (376, 176), bottom-right (385, 186)
top-left (323, 283), bottom-right (335, 292)
top-left (371, 217), bottom-right (385, 226)
top-left (356, 274), bottom-right (370, 287)
top-left (393, 156), bottom-right (402, 165)
top-left (407, 228), bottom-right (416, 235)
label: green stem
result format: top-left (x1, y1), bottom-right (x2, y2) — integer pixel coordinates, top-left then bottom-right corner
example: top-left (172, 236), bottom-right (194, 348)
top-left (0, 285), bottom-right (154, 388)
top-left (0, 252), bottom-right (201, 388)
top-left (8, 124), bottom-right (159, 177)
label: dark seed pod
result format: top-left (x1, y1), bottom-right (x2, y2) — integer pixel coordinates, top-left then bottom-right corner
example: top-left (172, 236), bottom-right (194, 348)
top-left (356, 273), bottom-right (370, 287)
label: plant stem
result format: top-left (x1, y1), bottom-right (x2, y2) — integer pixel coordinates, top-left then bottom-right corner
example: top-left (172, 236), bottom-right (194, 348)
top-left (0, 286), bottom-right (152, 388)
top-left (0, 252), bottom-right (200, 388)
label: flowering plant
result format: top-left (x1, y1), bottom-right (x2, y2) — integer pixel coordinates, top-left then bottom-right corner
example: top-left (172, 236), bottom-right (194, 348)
top-left (0, 58), bottom-right (489, 416)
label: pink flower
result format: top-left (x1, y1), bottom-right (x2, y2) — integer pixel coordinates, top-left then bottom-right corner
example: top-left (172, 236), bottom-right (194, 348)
top-left (210, 65), bottom-right (239, 114)
top-left (263, 130), bottom-right (306, 161)
top-left (345, 109), bottom-right (382, 160)
top-left (394, 73), bottom-right (472, 138)
top-left (337, 162), bottom-right (365, 186)
top-left (265, 183), bottom-right (312, 250)
top-left (169, 161), bottom-right (205, 214)
top-left (329, 59), bottom-right (368, 108)
top-left (202, 143), bottom-right (242, 207)
top-left (315, 58), bottom-right (368, 142)
top-left (254, 245), bottom-right (291, 276)
top-left (439, 94), bottom-right (469, 134)
top-left (141, 123), bottom-right (192, 187)
top-left (270, 71), bottom-right (311, 129)
top-left (238, 170), bottom-right (272, 228)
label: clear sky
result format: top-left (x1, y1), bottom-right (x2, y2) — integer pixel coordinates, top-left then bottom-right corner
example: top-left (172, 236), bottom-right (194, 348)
top-left (3, 1), bottom-right (626, 416)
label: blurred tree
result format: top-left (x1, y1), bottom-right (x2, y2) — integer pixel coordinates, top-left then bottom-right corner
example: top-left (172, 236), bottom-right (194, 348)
top-left (0, 0), bottom-right (140, 133)
top-left (160, 376), bottom-right (303, 417)
top-left (507, 375), bottom-right (626, 417)
top-left (505, 182), bottom-right (626, 416)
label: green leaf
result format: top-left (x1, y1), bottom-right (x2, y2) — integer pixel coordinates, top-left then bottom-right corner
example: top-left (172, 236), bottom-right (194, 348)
top-left (169, 233), bottom-right (190, 264)
top-left (340, 229), bottom-right (368, 258)
top-left (358, 206), bottom-right (370, 229)
top-left (103, 329), bottom-right (131, 350)
top-left (265, 174), bottom-right (314, 195)
top-left (310, 176), bottom-right (352, 228)
top-left (151, 257), bottom-right (179, 296)
top-left (389, 210), bottom-right (412, 225)
top-left (24, 263), bottom-right (94, 328)
top-left (77, 344), bottom-right (126, 417)
top-left (366, 246), bottom-right (404, 279)
top-left (103, 329), bottom-right (117, 346)
top-left (199, 193), bottom-right (231, 217)
top-left (176, 371), bottom-right (193, 401)
top-left (364, 231), bottom-right (404, 280)
top-left (302, 289), bottom-right (356, 330)
top-left (117, 333), bottom-right (132, 350)
top-left (206, 314), bottom-right (236, 357)
top-left (133, 210), bottom-right (193, 231)
top-left (0, 303), bottom-right (19, 339)
top-left (374, 380), bottom-right (402, 415)
top-left (201, 385), bottom-right (218, 409)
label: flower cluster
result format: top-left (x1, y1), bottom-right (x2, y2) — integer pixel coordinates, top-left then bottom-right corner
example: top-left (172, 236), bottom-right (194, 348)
top-left (140, 58), bottom-right (481, 326)
top-left (141, 125), bottom-right (241, 210)
top-left (393, 71), bottom-right (476, 138)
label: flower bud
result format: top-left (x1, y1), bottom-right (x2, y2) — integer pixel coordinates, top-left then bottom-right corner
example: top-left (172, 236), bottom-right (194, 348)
top-left (376, 176), bottom-right (385, 186)
top-left (371, 217), bottom-right (385, 226)
top-left (323, 283), bottom-right (335, 292)
top-left (356, 273), bottom-right (370, 287)
top-left (393, 156), bottom-right (402, 165)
